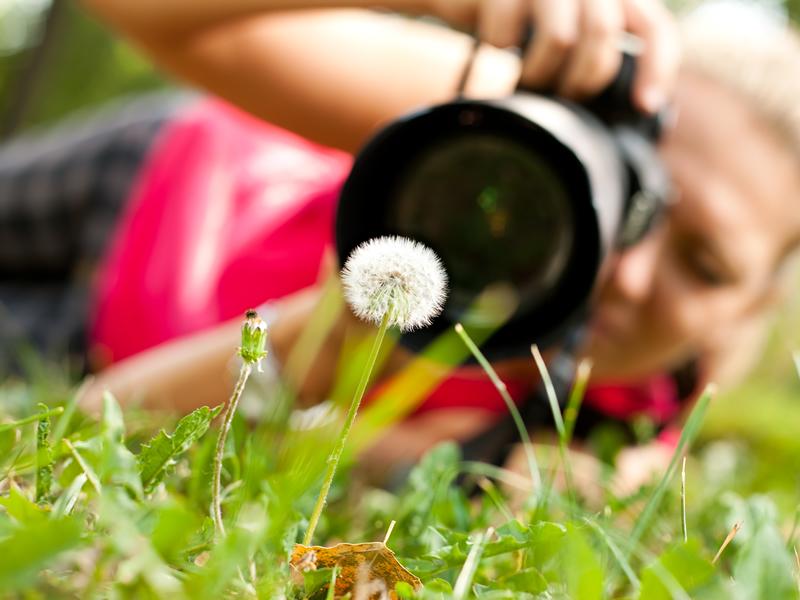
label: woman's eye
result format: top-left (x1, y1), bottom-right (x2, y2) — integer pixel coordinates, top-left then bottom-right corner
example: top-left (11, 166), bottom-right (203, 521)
top-left (687, 257), bottom-right (728, 286)
top-left (674, 240), bottom-right (732, 287)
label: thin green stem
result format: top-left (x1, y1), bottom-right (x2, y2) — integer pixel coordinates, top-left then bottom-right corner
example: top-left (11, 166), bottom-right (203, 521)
top-left (455, 324), bottom-right (542, 491)
top-left (303, 310), bottom-right (392, 545)
top-left (212, 362), bottom-right (253, 537)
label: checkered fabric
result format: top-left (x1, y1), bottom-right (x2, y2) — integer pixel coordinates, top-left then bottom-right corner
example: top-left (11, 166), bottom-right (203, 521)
top-left (0, 92), bottom-right (188, 376)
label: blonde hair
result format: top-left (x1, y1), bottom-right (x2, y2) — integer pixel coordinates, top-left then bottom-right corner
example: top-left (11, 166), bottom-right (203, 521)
top-left (679, 1), bottom-right (800, 160)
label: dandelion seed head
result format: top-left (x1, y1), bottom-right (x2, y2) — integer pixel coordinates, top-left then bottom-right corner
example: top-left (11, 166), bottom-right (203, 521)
top-left (341, 236), bottom-right (448, 332)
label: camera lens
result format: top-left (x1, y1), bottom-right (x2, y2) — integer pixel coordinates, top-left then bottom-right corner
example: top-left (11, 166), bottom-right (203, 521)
top-left (337, 98), bottom-right (618, 358)
top-left (391, 133), bottom-right (574, 323)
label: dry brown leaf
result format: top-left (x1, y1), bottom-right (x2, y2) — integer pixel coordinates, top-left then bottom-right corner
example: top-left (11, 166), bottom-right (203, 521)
top-left (290, 541), bottom-right (422, 599)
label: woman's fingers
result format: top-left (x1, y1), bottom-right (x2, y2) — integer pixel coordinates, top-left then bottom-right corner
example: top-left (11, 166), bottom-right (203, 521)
top-left (477, 0), bottom-right (528, 49)
top-left (624, 0), bottom-right (681, 113)
top-left (519, 0), bottom-right (579, 90)
top-left (556, 0), bottom-right (624, 100)
top-left (433, 0), bottom-right (678, 110)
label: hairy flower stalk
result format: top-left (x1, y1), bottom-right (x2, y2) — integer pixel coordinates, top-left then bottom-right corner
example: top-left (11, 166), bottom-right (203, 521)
top-left (212, 309), bottom-right (268, 537)
top-left (303, 236), bottom-right (447, 545)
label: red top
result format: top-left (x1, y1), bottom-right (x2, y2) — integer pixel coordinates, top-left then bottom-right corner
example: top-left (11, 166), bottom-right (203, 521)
top-left (89, 98), bottom-right (686, 438)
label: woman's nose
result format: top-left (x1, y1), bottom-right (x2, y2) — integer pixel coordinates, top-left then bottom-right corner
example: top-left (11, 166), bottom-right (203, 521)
top-left (609, 229), bottom-right (663, 303)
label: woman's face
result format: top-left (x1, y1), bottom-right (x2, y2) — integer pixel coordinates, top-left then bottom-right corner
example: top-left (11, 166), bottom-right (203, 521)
top-left (583, 72), bottom-right (800, 381)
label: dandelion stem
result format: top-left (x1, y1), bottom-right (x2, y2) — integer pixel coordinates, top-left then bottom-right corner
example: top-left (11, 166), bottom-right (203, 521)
top-left (212, 361), bottom-right (252, 537)
top-left (304, 309), bottom-right (392, 545)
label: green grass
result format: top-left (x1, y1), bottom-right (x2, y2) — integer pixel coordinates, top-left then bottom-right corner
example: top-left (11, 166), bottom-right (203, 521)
top-left (2, 321), bottom-right (800, 599)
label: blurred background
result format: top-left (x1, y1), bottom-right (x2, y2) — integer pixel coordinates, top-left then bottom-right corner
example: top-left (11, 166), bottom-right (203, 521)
top-left (2, 0), bottom-right (800, 508)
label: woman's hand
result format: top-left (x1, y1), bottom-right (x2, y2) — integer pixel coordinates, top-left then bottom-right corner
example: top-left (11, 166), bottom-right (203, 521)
top-left (431, 0), bottom-right (680, 113)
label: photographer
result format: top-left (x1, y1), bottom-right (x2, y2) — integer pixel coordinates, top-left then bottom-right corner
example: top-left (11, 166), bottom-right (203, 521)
top-left (4, 0), bottom-right (800, 488)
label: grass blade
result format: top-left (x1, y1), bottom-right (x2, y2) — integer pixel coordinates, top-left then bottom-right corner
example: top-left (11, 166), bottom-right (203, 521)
top-left (583, 517), bottom-right (640, 591)
top-left (63, 439), bottom-right (101, 494)
top-left (325, 566), bottom-right (339, 600)
top-left (681, 456), bottom-right (688, 543)
top-left (453, 527), bottom-right (493, 600)
top-left (530, 345), bottom-right (575, 509)
top-left (564, 359), bottom-right (592, 444)
top-left (530, 345), bottom-right (564, 437)
top-left (712, 521), bottom-right (742, 565)
top-left (51, 377), bottom-right (91, 446)
top-left (52, 473), bottom-right (88, 518)
top-left (629, 384), bottom-right (715, 550)
top-left (455, 324), bottom-right (541, 490)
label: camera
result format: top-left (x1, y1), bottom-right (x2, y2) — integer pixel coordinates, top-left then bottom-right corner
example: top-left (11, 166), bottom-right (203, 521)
top-left (335, 55), bottom-right (670, 360)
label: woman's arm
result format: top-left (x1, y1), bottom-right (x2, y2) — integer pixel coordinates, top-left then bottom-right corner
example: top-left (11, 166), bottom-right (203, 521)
top-left (83, 286), bottom-right (348, 413)
top-left (85, 317), bottom-right (243, 414)
top-left (80, 0), bottom-right (678, 153)
top-left (80, 5), bottom-right (519, 152)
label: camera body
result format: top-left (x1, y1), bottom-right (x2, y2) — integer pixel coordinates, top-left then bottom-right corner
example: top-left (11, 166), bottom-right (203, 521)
top-left (336, 80), bottom-right (670, 360)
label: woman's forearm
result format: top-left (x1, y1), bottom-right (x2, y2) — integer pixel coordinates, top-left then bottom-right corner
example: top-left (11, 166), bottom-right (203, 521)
top-left (81, 0), bottom-right (434, 42)
top-left (79, 4), bottom-right (519, 152)
top-left (84, 286), bottom-right (349, 414)
top-left (84, 319), bottom-right (242, 414)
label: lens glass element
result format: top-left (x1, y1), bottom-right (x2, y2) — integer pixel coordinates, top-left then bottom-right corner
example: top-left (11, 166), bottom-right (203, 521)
top-left (391, 133), bottom-right (574, 321)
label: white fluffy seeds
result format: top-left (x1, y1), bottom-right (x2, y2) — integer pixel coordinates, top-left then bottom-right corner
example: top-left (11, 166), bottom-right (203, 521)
top-left (341, 236), bottom-right (448, 332)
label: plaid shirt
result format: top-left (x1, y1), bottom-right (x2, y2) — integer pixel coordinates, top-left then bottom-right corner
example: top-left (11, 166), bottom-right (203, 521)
top-left (0, 92), bottom-right (187, 376)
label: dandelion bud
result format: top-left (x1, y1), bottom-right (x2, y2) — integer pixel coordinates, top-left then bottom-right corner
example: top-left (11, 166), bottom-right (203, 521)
top-left (239, 309), bottom-right (268, 369)
top-left (341, 236), bottom-right (448, 332)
